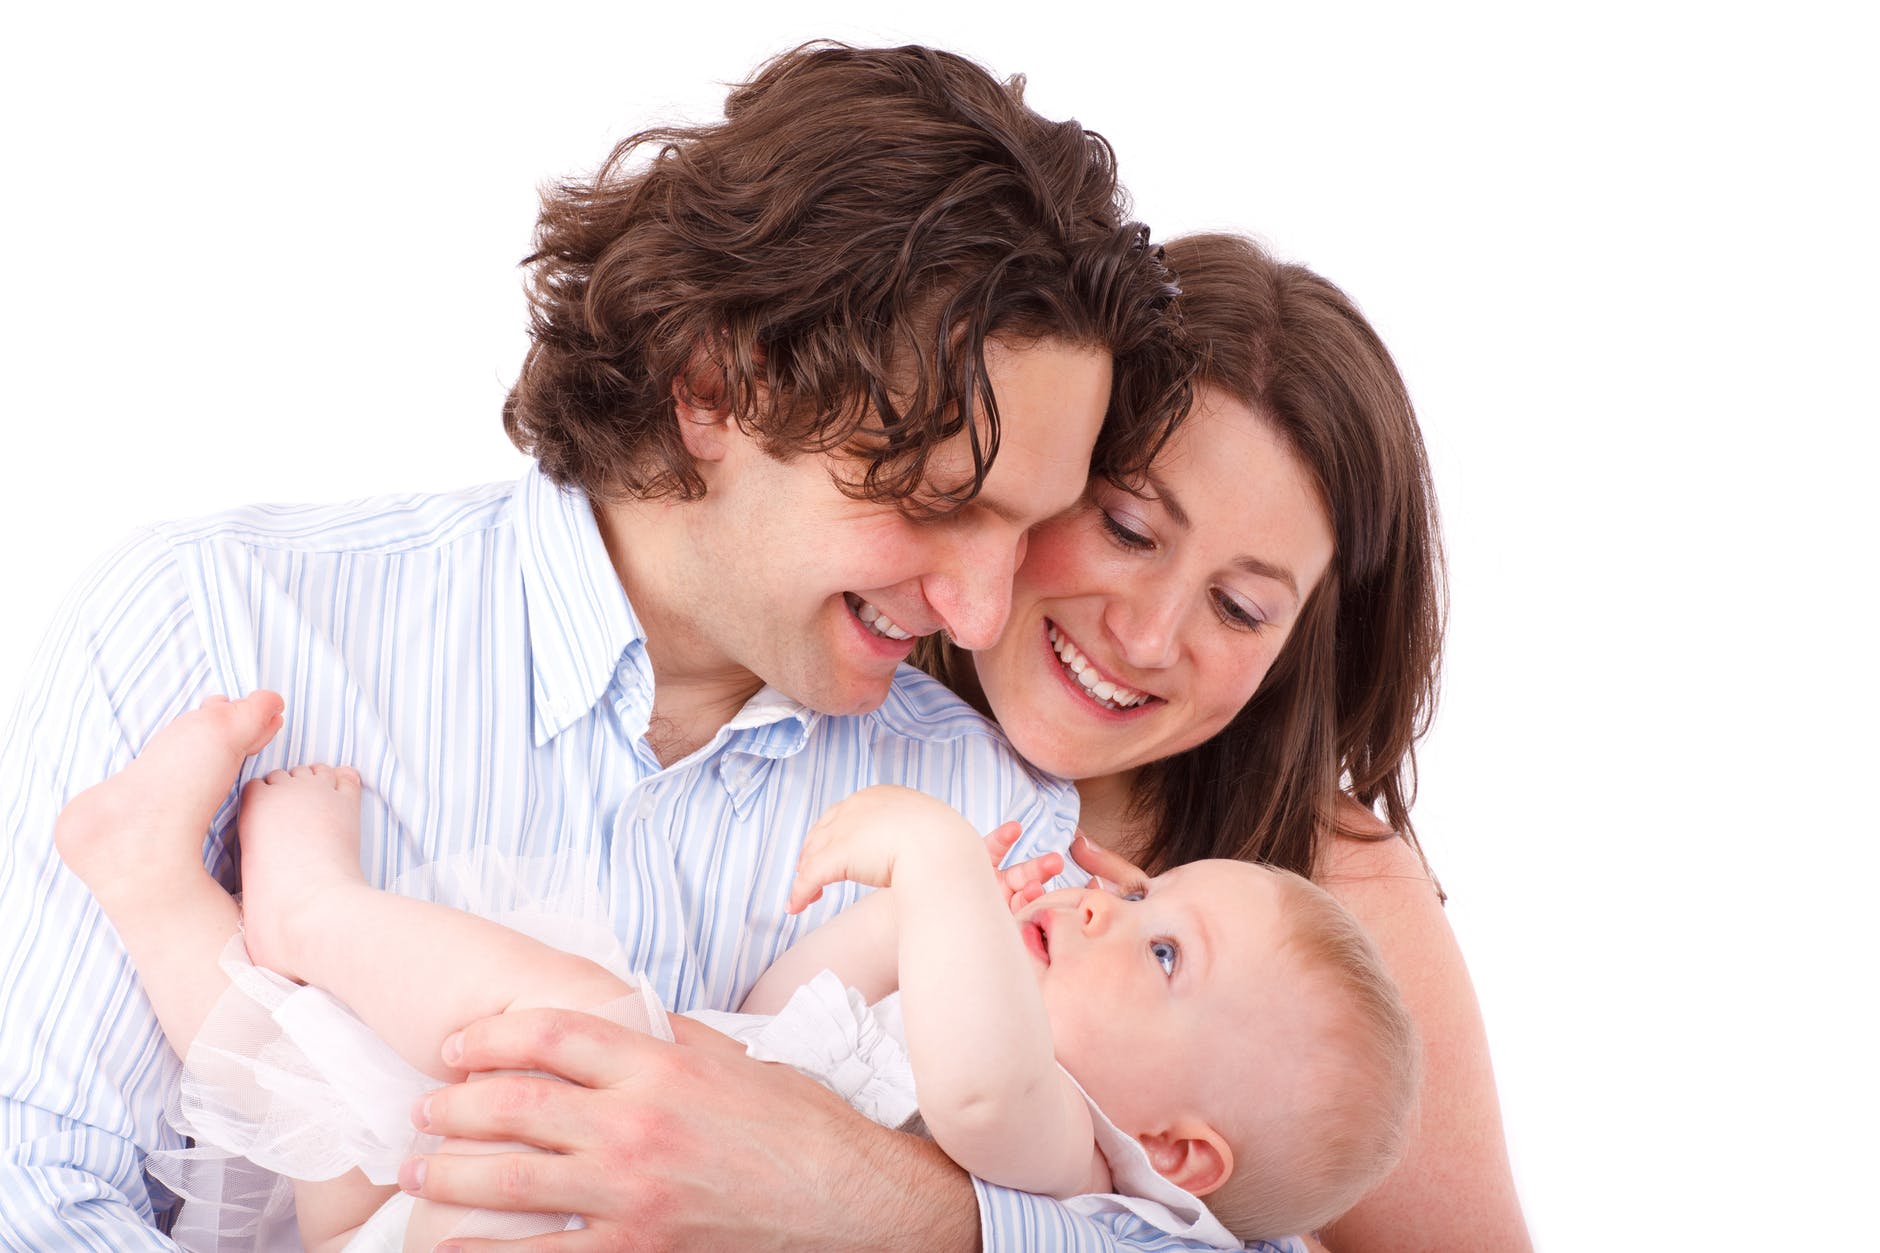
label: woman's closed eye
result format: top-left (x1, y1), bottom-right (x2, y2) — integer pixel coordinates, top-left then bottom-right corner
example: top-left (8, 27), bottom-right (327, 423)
top-left (1098, 509), bottom-right (1155, 552)
top-left (1213, 588), bottom-right (1266, 631)
top-left (1150, 938), bottom-right (1179, 977)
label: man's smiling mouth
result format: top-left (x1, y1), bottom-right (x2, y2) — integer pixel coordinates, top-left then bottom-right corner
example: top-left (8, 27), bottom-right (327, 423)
top-left (846, 594), bottom-right (913, 640)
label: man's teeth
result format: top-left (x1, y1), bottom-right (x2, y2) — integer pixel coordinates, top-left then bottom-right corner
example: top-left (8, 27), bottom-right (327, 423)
top-left (854, 597), bottom-right (912, 641)
top-left (1048, 626), bottom-right (1149, 709)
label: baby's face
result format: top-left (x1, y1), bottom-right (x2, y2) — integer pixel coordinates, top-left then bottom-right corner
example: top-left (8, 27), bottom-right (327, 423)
top-left (1015, 858), bottom-right (1307, 1152)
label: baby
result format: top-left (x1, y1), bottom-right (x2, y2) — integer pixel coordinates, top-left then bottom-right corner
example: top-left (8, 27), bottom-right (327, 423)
top-left (56, 693), bottom-right (1418, 1249)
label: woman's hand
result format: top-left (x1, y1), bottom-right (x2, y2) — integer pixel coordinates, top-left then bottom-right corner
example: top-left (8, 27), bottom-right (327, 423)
top-left (1067, 831), bottom-right (1149, 895)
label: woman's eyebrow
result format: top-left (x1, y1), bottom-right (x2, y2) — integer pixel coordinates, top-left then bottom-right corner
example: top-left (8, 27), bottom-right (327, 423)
top-left (1148, 475), bottom-right (1299, 595)
top-left (1145, 474), bottom-right (1191, 529)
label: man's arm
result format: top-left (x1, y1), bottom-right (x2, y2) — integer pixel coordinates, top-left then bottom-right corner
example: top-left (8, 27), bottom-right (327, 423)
top-left (406, 1008), bottom-right (1312, 1253)
top-left (0, 530), bottom-right (222, 1249)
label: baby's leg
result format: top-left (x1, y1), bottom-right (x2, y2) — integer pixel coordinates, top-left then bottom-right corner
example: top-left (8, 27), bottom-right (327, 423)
top-left (236, 765), bottom-right (637, 1082)
top-left (54, 696), bottom-right (400, 1250)
top-left (235, 766), bottom-right (649, 1251)
top-left (55, 692), bottom-right (284, 1049)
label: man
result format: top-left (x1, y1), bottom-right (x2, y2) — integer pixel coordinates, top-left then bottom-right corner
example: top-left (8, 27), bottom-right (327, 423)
top-left (0, 44), bottom-right (1229, 1250)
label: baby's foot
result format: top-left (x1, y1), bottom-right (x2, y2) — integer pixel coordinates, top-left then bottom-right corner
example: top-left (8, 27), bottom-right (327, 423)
top-left (55, 692), bottom-right (285, 908)
top-left (236, 764), bottom-right (368, 981)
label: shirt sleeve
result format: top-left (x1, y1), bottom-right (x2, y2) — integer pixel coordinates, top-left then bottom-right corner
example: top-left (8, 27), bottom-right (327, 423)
top-left (0, 529), bottom-right (225, 1250)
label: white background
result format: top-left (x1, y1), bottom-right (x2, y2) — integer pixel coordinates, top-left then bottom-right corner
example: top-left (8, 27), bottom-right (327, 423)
top-left (4, 3), bottom-right (1875, 1247)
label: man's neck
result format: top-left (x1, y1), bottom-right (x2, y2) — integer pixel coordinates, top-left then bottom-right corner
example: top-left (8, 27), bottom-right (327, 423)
top-left (592, 496), bottom-right (764, 767)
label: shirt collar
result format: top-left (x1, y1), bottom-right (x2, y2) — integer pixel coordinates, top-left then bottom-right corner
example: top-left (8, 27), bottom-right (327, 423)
top-left (514, 468), bottom-right (821, 752)
top-left (515, 469), bottom-right (644, 747)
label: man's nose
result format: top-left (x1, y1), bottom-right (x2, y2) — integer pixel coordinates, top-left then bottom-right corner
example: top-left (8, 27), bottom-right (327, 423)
top-left (928, 521), bottom-right (1022, 651)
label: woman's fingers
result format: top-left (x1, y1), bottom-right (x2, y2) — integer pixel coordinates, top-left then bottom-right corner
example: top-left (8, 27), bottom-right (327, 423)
top-left (1069, 831), bottom-right (1147, 892)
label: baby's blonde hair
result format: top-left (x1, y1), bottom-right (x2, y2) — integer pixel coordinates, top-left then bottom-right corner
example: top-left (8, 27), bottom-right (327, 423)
top-left (1208, 869), bottom-right (1420, 1242)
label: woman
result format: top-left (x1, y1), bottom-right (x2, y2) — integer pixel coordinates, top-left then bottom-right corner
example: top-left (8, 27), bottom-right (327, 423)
top-left (920, 233), bottom-right (1530, 1251)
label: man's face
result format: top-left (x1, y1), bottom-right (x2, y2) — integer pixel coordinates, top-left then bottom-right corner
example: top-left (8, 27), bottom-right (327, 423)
top-left (667, 335), bottom-right (1111, 716)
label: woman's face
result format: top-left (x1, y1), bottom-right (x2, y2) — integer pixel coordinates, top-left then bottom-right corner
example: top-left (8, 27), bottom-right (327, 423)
top-left (973, 385), bottom-right (1336, 783)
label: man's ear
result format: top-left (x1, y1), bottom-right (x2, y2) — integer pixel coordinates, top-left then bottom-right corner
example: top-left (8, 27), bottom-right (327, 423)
top-left (1138, 1123), bottom-right (1234, 1197)
top-left (672, 378), bottom-right (735, 464)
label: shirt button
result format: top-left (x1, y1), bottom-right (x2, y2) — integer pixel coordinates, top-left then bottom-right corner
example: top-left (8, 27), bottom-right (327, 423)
top-left (635, 792), bottom-right (656, 821)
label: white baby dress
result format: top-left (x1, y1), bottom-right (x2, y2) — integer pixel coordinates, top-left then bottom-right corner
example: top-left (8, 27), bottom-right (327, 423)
top-left (148, 854), bottom-right (1237, 1250)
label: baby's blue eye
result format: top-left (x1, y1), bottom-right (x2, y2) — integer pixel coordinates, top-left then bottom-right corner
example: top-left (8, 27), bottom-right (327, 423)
top-left (1121, 888), bottom-right (1146, 902)
top-left (1150, 939), bottom-right (1179, 977)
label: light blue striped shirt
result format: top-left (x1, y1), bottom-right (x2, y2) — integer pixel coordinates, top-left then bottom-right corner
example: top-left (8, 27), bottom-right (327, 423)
top-left (0, 468), bottom-right (1299, 1253)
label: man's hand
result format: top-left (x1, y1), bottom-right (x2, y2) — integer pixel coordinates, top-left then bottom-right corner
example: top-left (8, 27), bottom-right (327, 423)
top-left (403, 1009), bottom-right (980, 1252)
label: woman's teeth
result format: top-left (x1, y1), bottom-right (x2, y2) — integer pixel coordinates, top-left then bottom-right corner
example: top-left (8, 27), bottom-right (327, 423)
top-left (1048, 626), bottom-right (1149, 709)
top-left (851, 596), bottom-right (912, 640)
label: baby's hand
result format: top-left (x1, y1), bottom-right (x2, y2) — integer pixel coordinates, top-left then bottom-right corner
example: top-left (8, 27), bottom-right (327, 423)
top-left (983, 822), bottom-right (1063, 915)
top-left (788, 785), bottom-right (980, 913)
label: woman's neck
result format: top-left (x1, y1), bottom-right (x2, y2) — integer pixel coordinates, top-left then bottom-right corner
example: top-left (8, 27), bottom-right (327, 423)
top-left (1073, 771), bottom-right (1150, 864)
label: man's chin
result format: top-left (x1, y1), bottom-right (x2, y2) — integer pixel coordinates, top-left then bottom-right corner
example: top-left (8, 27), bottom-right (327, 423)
top-left (793, 671), bottom-right (895, 718)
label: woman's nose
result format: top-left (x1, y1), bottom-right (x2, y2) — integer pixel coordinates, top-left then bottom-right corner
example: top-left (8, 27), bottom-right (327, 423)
top-left (1104, 581), bottom-right (1184, 671)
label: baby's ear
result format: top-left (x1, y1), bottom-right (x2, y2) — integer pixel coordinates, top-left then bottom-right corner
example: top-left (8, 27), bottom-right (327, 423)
top-left (1139, 1124), bottom-right (1233, 1197)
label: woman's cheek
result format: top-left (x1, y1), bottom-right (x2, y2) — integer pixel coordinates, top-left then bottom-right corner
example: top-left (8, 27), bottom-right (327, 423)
top-left (1014, 515), bottom-right (1102, 595)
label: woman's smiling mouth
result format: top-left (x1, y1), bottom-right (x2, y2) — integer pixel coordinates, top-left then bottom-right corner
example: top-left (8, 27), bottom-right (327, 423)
top-left (1046, 621), bottom-right (1153, 710)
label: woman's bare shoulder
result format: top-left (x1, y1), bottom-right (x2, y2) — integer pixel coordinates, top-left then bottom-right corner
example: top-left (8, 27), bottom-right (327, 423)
top-left (1310, 798), bottom-right (1533, 1251)
top-left (1316, 798), bottom-right (1440, 902)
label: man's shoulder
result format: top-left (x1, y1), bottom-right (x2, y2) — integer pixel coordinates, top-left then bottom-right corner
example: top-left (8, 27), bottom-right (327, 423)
top-left (146, 480), bottom-right (522, 562)
top-left (867, 664), bottom-right (1014, 746)
top-left (850, 665), bottom-right (1066, 790)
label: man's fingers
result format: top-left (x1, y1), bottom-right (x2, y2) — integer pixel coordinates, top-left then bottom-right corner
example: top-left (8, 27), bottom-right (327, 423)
top-left (435, 1235), bottom-right (595, 1253)
top-left (400, 1146), bottom-right (594, 1216)
top-left (1069, 832), bottom-right (1147, 890)
top-left (443, 1008), bottom-right (661, 1090)
top-left (419, 1074), bottom-right (595, 1153)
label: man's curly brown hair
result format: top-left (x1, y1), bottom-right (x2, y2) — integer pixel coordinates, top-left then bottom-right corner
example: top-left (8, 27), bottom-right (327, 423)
top-left (502, 43), bottom-right (1190, 508)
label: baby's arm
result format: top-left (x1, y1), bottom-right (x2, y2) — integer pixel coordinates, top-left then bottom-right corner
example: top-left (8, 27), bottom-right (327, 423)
top-left (788, 786), bottom-right (1105, 1199)
top-left (744, 820), bottom-right (1049, 1015)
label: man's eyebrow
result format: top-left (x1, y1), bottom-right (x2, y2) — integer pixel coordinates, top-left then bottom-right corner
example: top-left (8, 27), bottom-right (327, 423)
top-left (1147, 475), bottom-right (1300, 595)
top-left (978, 495), bottom-right (1029, 526)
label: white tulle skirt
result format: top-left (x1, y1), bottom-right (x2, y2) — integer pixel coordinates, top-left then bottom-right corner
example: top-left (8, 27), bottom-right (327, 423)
top-left (147, 852), bottom-right (672, 1252)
